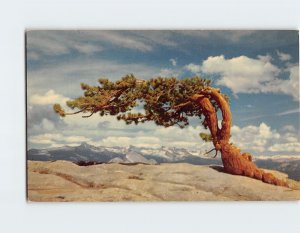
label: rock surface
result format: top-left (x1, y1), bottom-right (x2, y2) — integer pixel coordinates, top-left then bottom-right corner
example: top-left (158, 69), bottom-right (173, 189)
top-left (27, 160), bottom-right (300, 201)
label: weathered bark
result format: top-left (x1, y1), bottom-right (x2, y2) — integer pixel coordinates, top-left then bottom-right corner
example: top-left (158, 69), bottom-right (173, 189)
top-left (191, 88), bottom-right (287, 187)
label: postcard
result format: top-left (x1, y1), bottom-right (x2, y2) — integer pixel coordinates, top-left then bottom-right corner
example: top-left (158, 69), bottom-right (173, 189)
top-left (26, 30), bottom-right (300, 201)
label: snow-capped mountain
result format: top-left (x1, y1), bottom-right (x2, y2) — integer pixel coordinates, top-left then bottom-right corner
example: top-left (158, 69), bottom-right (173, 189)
top-left (27, 142), bottom-right (300, 180)
top-left (27, 142), bottom-right (219, 165)
top-left (28, 142), bottom-right (126, 163)
top-left (108, 151), bottom-right (158, 165)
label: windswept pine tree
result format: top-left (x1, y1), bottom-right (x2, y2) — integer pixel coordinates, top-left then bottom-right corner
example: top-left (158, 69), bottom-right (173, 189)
top-left (54, 75), bottom-right (287, 187)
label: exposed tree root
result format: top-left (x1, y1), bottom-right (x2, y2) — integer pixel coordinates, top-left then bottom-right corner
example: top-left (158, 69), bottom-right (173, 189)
top-left (221, 143), bottom-right (288, 187)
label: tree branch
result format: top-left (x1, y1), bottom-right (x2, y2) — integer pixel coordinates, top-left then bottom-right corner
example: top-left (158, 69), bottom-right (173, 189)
top-left (64, 107), bottom-right (88, 115)
top-left (173, 101), bottom-right (192, 110)
top-left (190, 94), bottom-right (220, 148)
top-left (204, 148), bottom-right (215, 155)
top-left (82, 111), bottom-right (95, 118)
top-left (199, 88), bottom-right (232, 144)
top-left (204, 148), bottom-right (218, 158)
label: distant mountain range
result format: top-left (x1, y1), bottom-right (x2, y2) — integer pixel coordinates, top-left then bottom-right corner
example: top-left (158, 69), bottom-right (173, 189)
top-left (27, 142), bottom-right (300, 180)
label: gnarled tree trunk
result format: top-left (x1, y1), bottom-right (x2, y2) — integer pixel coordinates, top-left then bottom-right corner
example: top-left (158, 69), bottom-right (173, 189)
top-left (190, 88), bottom-right (287, 187)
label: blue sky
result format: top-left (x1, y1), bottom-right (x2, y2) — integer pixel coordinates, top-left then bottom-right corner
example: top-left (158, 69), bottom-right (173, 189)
top-left (26, 30), bottom-right (299, 156)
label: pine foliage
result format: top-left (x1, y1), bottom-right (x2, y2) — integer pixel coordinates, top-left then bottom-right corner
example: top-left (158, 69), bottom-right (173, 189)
top-left (54, 74), bottom-right (227, 131)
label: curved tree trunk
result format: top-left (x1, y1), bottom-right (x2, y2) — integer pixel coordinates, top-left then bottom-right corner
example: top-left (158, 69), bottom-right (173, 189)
top-left (190, 88), bottom-right (287, 187)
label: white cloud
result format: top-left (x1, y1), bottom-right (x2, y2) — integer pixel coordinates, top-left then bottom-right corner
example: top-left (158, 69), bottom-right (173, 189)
top-left (276, 50), bottom-right (292, 61)
top-left (90, 124), bottom-right (212, 151)
top-left (29, 133), bottom-right (60, 145)
top-left (29, 89), bottom-right (69, 105)
top-left (29, 111), bottom-right (213, 151)
top-left (198, 55), bottom-right (299, 101)
top-left (231, 122), bottom-right (300, 155)
top-left (281, 125), bottom-right (296, 132)
top-left (263, 65), bottom-right (299, 101)
top-left (41, 118), bottom-right (55, 131)
top-left (61, 116), bottom-right (298, 155)
top-left (66, 135), bottom-right (91, 143)
top-left (284, 135), bottom-right (298, 143)
top-left (257, 54), bottom-right (272, 63)
top-left (158, 68), bottom-right (180, 77)
top-left (231, 122), bottom-right (280, 153)
top-left (201, 55), bottom-right (280, 94)
top-left (169, 58), bottom-right (177, 66)
top-left (29, 110), bottom-right (300, 156)
top-left (184, 63), bottom-right (201, 74)
top-left (29, 133), bottom-right (91, 146)
top-left (269, 142), bottom-right (300, 152)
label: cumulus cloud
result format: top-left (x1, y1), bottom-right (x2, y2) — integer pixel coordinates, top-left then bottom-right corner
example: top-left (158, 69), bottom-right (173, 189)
top-left (169, 58), bottom-right (177, 66)
top-left (97, 121), bottom-right (111, 129)
top-left (29, 111), bottom-right (213, 151)
top-left (276, 50), bottom-right (292, 61)
top-left (197, 55), bottom-right (299, 101)
top-left (231, 122), bottom-right (300, 155)
top-left (29, 89), bottom-right (69, 105)
top-left (27, 105), bottom-right (67, 134)
top-left (29, 133), bottom-right (91, 147)
top-left (184, 63), bottom-right (201, 74)
top-left (257, 54), bottom-right (272, 63)
top-left (231, 123), bottom-right (281, 153)
top-left (88, 119), bottom-right (211, 151)
top-left (282, 133), bottom-right (298, 143)
top-left (91, 126), bottom-right (211, 151)
top-left (201, 55), bottom-right (280, 93)
top-left (27, 94), bottom-right (299, 155)
top-left (281, 125), bottom-right (296, 132)
top-left (262, 65), bottom-right (299, 101)
top-left (41, 118), bottom-right (55, 131)
top-left (28, 110), bottom-right (300, 156)
top-left (158, 68), bottom-right (180, 77)
top-left (269, 142), bottom-right (300, 153)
